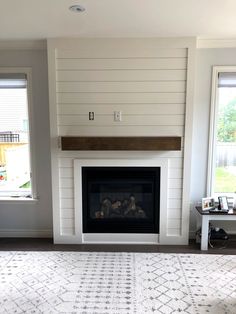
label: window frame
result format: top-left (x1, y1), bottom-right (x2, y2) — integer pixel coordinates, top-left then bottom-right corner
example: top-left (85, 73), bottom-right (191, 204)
top-left (0, 67), bottom-right (37, 201)
top-left (207, 65), bottom-right (236, 198)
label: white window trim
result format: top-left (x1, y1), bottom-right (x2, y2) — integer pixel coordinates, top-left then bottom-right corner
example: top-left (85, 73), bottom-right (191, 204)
top-left (207, 65), bottom-right (236, 198)
top-left (0, 67), bottom-right (38, 201)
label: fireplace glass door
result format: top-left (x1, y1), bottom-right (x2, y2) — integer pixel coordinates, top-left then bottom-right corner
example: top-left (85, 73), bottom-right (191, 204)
top-left (82, 167), bottom-right (160, 233)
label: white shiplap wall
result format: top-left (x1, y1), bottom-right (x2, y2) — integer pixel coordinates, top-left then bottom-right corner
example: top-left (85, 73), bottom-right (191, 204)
top-left (47, 38), bottom-right (196, 244)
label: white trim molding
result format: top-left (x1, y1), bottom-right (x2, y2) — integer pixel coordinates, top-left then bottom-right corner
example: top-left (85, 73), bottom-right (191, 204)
top-left (0, 197), bottom-right (38, 204)
top-left (197, 38), bottom-right (236, 49)
top-left (47, 41), bottom-right (61, 242)
top-left (0, 67), bottom-right (38, 201)
top-left (207, 66), bottom-right (236, 196)
top-left (73, 158), bottom-right (168, 245)
top-left (181, 39), bottom-right (196, 243)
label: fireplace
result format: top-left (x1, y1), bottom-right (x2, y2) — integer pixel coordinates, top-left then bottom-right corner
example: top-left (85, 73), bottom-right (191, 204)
top-left (82, 167), bottom-right (160, 234)
top-left (74, 158), bottom-right (168, 244)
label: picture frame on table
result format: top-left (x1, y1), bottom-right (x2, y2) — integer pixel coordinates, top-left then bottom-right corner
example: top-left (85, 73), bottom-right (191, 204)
top-left (218, 196), bottom-right (229, 210)
top-left (202, 197), bottom-right (215, 211)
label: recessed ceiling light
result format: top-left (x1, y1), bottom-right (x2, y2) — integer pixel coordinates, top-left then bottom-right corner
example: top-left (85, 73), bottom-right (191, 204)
top-left (69, 5), bottom-right (85, 13)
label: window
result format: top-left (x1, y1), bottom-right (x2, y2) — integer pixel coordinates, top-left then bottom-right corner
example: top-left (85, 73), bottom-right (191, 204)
top-left (208, 67), bottom-right (236, 198)
top-left (0, 72), bottom-right (34, 198)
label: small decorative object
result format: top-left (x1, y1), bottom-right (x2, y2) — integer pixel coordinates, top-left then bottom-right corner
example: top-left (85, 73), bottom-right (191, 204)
top-left (202, 197), bottom-right (215, 211)
top-left (218, 196), bottom-right (229, 211)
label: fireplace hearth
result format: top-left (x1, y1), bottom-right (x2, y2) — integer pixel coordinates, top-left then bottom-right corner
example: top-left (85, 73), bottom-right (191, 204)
top-left (82, 167), bottom-right (160, 233)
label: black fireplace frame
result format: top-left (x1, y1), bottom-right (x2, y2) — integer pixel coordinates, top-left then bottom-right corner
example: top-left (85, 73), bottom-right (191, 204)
top-left (82, 167), bottom-right (160, 234)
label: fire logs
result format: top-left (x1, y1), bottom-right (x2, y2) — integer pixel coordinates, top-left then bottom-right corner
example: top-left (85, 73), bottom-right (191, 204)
top-left (95, 195), bottom-right (146, 219)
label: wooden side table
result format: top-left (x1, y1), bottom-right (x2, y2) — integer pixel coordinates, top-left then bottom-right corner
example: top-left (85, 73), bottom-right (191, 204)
top-left (195, 206), bottom-right (236, 250)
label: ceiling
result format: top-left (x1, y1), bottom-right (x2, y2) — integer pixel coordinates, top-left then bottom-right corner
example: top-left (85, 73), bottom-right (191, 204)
top-left (1, 0), bottom-right (236, 40)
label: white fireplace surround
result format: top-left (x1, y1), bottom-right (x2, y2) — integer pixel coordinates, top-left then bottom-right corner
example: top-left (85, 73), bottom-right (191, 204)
top-left (48, 38), bottom-right (195, 245)
top-left (74, 158), bottom-right (168, 244)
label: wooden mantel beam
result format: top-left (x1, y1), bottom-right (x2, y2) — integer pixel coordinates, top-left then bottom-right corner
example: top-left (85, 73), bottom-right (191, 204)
top-left (60, 136), bottom-right (181, 151)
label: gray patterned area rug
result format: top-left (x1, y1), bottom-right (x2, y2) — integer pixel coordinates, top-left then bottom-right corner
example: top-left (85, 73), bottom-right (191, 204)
top-left (0, 252), bottom-right (236, 314)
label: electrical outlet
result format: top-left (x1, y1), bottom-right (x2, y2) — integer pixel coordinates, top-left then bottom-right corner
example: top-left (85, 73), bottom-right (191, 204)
top-left (89, 112), bottom-right (95, 120)
top-left (114, 111), bottom-right (122, 122)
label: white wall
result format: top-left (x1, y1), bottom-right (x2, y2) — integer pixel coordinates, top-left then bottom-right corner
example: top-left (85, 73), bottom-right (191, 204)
top-left (0, 49), bottom-right (53, 237)
top-left (1, 44), bottom-right (235, 239)
top-left (191, 47), bottom-right (236, 234)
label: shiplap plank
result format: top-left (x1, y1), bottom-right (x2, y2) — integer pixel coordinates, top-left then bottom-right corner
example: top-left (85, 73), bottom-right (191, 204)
top-left (168, 209), bottom-right (182, 219)
top-left (61, 208), bottom-right (74, 219)
top-left (58, 125), bottom-right (184, 137)
top-left (169, 188), bottom-right (182, 199)
top-left (59, 158), bottom-right (73, 168)
top-left (57, 58), bottom-right (187, 70)
top-left (60, 199), bottom-right (74, 209)
top-left (57, 81), bottom-right (186, 93)
top-left (59, 167), bottom-right (73, 178)
top-left (57, 92), bottom-right (185, 104)
top-left (57, 104), bottom-right (185, 116)
top-left (56, 69), bottom-right (186, 82)
top-left (57, 47), bottom-right (187, 59)
top-left (168, 168), bottom-right (183, 179)
top-left (61, 228), bottom-right (75, 236)
top-left (61, 219), bottom-right (74, 229)
top-left (168, 219), bottom-right (181, 229)
top-left (60, 188), bottom-right (74, 199)
top-left (168, 178), bottom-right (182, 189)
top-left (58, 114), bottom-right (184, 127)
top-left (59, 178), bottom-right (74, 188)
top-left (168, 199), bottom-right (182, 209)
top-left (167, 229), bottom-right (181, 236)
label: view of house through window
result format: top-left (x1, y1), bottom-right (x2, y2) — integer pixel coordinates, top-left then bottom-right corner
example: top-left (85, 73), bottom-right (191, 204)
top-left (213, 72), bottom-right (236, 194)
top-left (0, 74), bottom-right (32, 197)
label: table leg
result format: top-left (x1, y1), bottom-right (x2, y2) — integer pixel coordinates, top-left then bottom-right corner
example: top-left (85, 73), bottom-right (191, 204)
top-left (201, 216), bottom-right (209, 250)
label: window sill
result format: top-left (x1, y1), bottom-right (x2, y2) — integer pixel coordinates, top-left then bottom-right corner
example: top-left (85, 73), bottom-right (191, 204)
top-left (0, 197), bottom-right (38, 204)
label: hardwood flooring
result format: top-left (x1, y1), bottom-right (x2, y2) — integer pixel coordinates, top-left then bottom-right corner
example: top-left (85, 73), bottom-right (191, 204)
top-left (0, 237), bottom-right (235, 254)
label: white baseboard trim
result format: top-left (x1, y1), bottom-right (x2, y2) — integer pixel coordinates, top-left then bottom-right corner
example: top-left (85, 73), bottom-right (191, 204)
top-left (53, 235), bottom-right (81, 244)
top-left (0, 229), bottom-right (53, 238)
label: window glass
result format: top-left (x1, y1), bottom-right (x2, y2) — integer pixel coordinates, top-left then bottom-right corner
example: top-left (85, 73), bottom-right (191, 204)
top-left (214, 85), bottom-right (236, 194)
top-left (0, 77), bottom-right (32, 197)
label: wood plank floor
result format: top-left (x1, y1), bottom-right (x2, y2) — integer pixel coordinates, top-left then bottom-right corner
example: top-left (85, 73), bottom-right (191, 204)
top-left (0, 237), bottom-right (235, 254)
